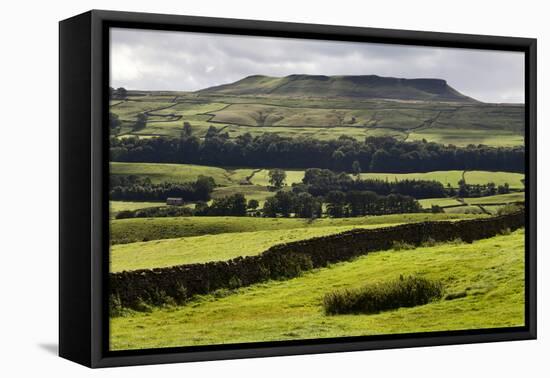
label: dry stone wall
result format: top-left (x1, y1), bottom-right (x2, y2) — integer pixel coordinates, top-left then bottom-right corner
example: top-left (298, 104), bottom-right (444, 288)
top-left (110, 211), bottom-right (524, 309)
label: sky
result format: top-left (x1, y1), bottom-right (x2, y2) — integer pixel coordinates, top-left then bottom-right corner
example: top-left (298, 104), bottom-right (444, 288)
top-left (110, 27), bottom-right (525, 104)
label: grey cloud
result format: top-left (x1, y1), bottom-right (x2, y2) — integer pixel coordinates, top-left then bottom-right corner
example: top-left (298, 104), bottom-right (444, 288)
top-left (110, 28), bottom-right (524, 103)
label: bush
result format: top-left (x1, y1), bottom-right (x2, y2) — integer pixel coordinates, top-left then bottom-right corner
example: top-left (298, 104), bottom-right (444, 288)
top-left (392, 241), bottom-right (415, 251)
top-left (115, 206), bottom-right (193, 219)
top-left (323, 275), bottom-right (444, 315)
top-left (497, 203), bottom-right (524, 216)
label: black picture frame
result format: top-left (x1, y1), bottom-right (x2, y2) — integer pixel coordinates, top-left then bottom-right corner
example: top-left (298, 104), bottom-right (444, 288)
top-left (59, 9), bottom-right (537, 368)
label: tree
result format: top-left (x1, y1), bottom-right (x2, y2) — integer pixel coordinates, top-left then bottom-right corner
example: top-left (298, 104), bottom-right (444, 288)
top-left (458, 179), bottom-right (468, 197)
top-left (115, 87), bottom-right (127, 99)
top-left (192, 176), bottom-right (216, 201)
top-left (351, 160), bottom-right (361, 179)
top-left (109, 112), bottom-right (121, 134)
top-left (273, 191), bottom-right (294, 217)
top-left (497, 183), bottom-right (510, 194)
top-left (182, 122), bottom-right (192, 138)
top-left (247, 199), bottom-right (259, 210)
top-left (262, 197), bottom-right (278, 217)
top-left (294, 192), bottom-right (321, 218)
top-left (326, 190), bottom-right (346, 218)
top-left (133, 113), bottom-right (147, 131)
top-left (268, 169), bottom-right (286, 189)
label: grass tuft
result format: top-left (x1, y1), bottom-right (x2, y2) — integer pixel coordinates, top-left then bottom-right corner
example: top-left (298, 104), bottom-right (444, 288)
top-left (323, 275), bottom-right (444, 315)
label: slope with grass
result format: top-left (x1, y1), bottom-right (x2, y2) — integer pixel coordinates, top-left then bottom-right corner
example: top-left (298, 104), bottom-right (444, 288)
top-left (198, 75), bottom-right (475, 102)
top-left (111, 79), bottom-right (524, 147)
top-left (111, 162), bottom-right (524, 189)
top-left (110, 213), bottom-right (483, 245)
top-left (110, 229), bottom-right (524, 350)
top-left (111, 224), bottom-right (397, 272)
top-left (110, 162), bottom-right (254, 186)
top-left (110, 201), bottom-right (165, 218)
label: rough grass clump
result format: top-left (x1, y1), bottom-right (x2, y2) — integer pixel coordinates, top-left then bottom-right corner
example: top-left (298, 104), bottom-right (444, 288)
top-left (323, 275), bottom-right (444, 315)
top-left (392, 241), bottom-right (415, 251)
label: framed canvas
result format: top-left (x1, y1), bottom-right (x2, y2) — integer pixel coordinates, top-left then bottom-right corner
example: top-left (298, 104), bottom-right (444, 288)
top-left (59, 10), bottom-right (537, 368)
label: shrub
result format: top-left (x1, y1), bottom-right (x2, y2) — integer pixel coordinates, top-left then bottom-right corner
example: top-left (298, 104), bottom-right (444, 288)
top-left (392, 241), bottom-right (415, 251)
top-left (323, 275), bottom-right (444, 315)
top-left (109, 294), bottom-right (123, 317)
top-left (497, 203), bottom-right (524, 216)
top-left (422, 237), bottom-right (437, 247)
top-left (500, 227), bottom-right (511, 235)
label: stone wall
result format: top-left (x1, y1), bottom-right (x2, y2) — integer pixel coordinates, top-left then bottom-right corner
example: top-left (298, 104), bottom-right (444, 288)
top-left (110, 211), bottom-right (524, 309)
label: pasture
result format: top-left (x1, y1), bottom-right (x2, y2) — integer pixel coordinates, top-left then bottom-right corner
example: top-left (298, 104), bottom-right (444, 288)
top-left (110, 201), bottom-right (164, 218)
top-left (110, 162), bottom-right (254, 186)
top-left (110, 224), bottom-right (395, 272)
top-left (110, 229), bottom-right (524, 350)
top-left (111, 162), bottom-right (524, 189)
top-left (110, 94), bottom-right (524, 147)
top-left (110, 213), bottom-right (482, 245)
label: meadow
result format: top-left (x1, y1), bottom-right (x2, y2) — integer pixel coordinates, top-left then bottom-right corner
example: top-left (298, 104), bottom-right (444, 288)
top-left (110, 213), bottom-right (482, 245)
top-left (110, 229), bottom-right (524, 350)
top-left (110, 93), bottom-right (524, 147)
top-left (108, 85), bottom-right (526, 351)
top-left (111, 161), bottom-right (524, 189)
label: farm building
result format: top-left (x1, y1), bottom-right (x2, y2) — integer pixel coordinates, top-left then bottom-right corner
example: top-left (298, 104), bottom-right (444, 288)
top-left (166, 197), bottom-right (183, 206)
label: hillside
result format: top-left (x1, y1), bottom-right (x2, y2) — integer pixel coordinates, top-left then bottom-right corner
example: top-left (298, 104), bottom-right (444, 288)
top-left (198, 74), bottom-right (476, 102)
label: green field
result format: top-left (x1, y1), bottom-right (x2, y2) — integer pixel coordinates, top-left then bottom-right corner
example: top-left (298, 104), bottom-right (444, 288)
top-left (418, 197), bottom-right (462, 208)
top-left (111, 162), bottom-right (524, 190)
top-left (110, 88), bottom-right (524, 147)
top-left (462, 192), bottom-right (524, 205)
top-left (110, 162), bottom-right (254, 186)
top-left (361, 170), bottom-right (524, 188)
top-left (110, 201), bottom-right (165, 218)
top-left (111, 224), bottom-right (395, 272)
top-left (407, 128), bottom-right (525, 147)
top-left (418, 192), bottom-right (524, 210)
top-left (110, 229), bottom-right (524, 350)
top-left (110, 213), bottom-right (482, 245)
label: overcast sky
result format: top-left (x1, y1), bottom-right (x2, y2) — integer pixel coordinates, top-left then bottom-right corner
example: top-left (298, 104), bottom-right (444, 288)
top-left (110, 27), bottom-right (524, 104)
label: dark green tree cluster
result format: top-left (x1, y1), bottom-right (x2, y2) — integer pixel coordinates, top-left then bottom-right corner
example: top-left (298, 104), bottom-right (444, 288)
top-left (457, 180), bottom-right (510, 198)
top-left (324, 191), bottom-right (421, 217)
top-left (115, 206), bottom-right (194, 219)
top-left (109, 175), bottom-right (215, 202)
top-left (260, 189), bottom-right (419, 218)
top-left (109, 112), bottom-right (121, 134)
top-left (133, 113), bottom-right (148, 132)
top-left (110, 87), bottom-right (127, 99)
top-left (298, 168), bottom-right (446, 199)
top-left (110, 132), bottom-right (525, 173)
top-left (263, 191), bottom-right (322, 218)
top-left (194, 194), bottom-right (247, 216)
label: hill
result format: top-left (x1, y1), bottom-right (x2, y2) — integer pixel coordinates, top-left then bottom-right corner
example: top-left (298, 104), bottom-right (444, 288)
top-left (198, 74), bottom-right (476, 102)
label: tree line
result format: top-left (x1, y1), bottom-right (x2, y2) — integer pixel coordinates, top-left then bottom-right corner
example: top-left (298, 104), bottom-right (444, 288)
top-left (294, 168), bottom-right (446, 198)
top-left (110, 128), bottom-right (525, 173)
top-left (109, 175), bottom-right (215, 202)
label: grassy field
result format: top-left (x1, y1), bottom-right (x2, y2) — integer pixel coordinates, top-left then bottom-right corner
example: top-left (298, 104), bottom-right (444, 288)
top-left (110, 162), bottom-right (254, 186)
top-left (111, 224), bottom-right (395, 272)
top-left (110, 213), bottom-right (482, 245)
top-left (462, 192), bottom-right (524, 205)
top-left (407, 128), bottom-right (524, 147)
top-left (110, 201), bottom-right (165, 218)
top-left (418, 192), bottom-right (524, 210)
top-left (110, 229), bottom-right (524, 350)
top-left (110, 93), bottom-right (524, 147)
top-left (418, 197), bottom-right (462, 208)
top-left (361, 170), bottom-right (524, 188)
top-left (111, 162), bottom-right (524, 190)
